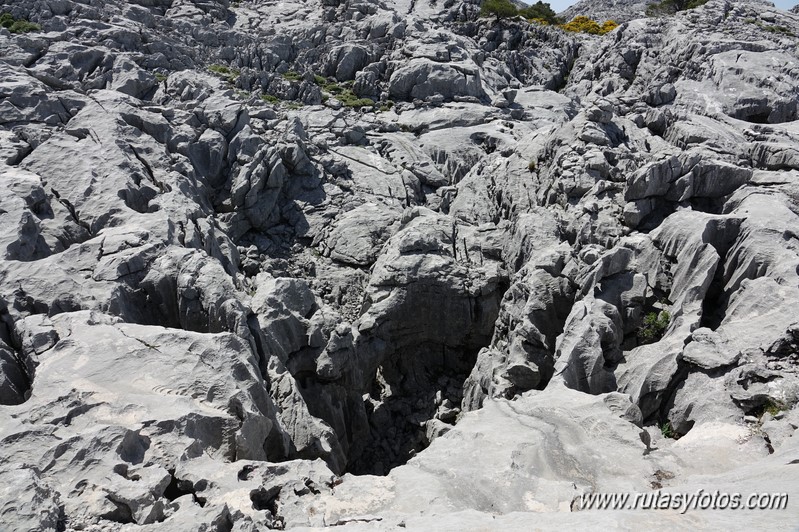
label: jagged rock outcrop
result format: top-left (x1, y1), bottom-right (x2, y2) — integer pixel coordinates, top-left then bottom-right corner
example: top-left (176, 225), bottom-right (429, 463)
top-left (561, 0), bottom-right (653, 22)
top-left (1, 0), bottom-right (799, 528)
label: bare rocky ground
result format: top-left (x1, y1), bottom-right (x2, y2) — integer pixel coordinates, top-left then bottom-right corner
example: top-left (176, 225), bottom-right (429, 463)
top-left (1, 0), bottom-right (799, 529)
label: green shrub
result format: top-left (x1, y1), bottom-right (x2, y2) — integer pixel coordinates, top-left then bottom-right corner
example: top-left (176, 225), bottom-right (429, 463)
top-left (480, 0), bottom-right (518, 21)
top-left (319, 79), bottom-right (341, 93)
top-left (646, 0), bottom-right (709, 16)
top-left (261, 93), bottom-right (280, 103)
top-left (637, 310), bottom-right (671, 345)
top-left (1, 12), bottom-right (41, 33)
top-left (519, 1), bottom-right (560, 24)
top-left (154, 72), bottom-right (167, 82)
top-left (338, 89), bottom-right (374, 108)
top-left (313, 75), bottom-right (375, 108)
top-left (314, 75), bottom-right (345, 94)
top-left (659, 421), bottom-right (675, 439)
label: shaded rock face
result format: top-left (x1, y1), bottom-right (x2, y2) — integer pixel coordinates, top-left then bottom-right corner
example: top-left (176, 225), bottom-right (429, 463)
top-left (1, 0), bottom-right (799, 529)
top-left (345, 210), bottom-right (508, 473)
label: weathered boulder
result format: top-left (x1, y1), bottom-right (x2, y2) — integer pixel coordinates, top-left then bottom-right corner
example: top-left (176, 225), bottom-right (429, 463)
top-left (324, 203), bottom-right (400, 266)
top-left (388, 59), bottom-right (485, 102)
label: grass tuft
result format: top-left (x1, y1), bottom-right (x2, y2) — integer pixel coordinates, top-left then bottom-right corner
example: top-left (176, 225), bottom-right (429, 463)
top-left (208, 64), bottom-right (240, 83)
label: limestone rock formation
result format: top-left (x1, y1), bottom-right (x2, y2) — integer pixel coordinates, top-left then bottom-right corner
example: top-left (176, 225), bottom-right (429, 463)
top-left (1, 0), bottom-right (799, 529)
top-left (561, 0), bottom-right (653, 22)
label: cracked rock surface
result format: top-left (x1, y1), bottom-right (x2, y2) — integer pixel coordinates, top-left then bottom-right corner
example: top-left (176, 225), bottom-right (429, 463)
top-left (1, 0), bottom-right (799, 529)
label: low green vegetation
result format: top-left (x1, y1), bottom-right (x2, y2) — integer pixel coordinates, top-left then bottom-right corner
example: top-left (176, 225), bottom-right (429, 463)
top-left (763, 399), bottom-right (785, 417)
top-left (1, 12), bottom-right (41, 33)
top-left (646, 0), bottom-right (709, 16)
top-left (764, 25), bottom-right (794, 36)
top-left (282, 70), bottom-right (302, 81)
top-left (744, 18), bottom-right (795, 37)
top-left (313, 75), bottom-right (374, 108)
top-left (263, 72), bottom-right (376, 109)
top-left (208, 64), bottom-right (240, 83)
top-left (754, 399), bottom-right (786, 419)
top-left (154, 72), bottom-right (167, 82)
top-left (659, 421), bottom-right (675, 439)
top-left (260, 93), bottom-right (307, 109)
top-left (637, 310), bottom-right (671, 345)
top-left (313, 75), bottom-right (345, 94)
top-left (338, 91), bottom-right (374, 108)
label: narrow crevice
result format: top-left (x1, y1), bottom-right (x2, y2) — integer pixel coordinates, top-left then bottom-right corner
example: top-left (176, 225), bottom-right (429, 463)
top-left (246, 315), bottom-right (270, 388)
top-left (1, 308), bottom-right (34, 405)
top-left (55, 505), bottom-right (67, 532)
top-left (100, 496), bottom-right (135, 524)
top-left (7, 143), bottom-right (33, 166)
top-left (128, 144), bottom-right (170, 193)
top-left (763, 432), bottom-right (775, 454)
top-left (250, 486), bottom-right (284, 529)
top-left (648, 359), bottom-right (690, 432)
top-left (49, 188), bottom-right (94, 237)
top-left (554, 42), bottom-right (581, 93)
top-left (163, 469), bottom-right (207, 507)
top-left (699, 261), bottom-right (728, 330)
top-left (699, 221), bottom-right (741, 330)
top-left (22, 46), bottom-right (48, 68)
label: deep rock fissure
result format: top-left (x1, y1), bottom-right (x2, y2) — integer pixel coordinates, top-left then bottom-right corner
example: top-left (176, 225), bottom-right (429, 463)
top-left (349, 342), bottom-right (484, 475)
